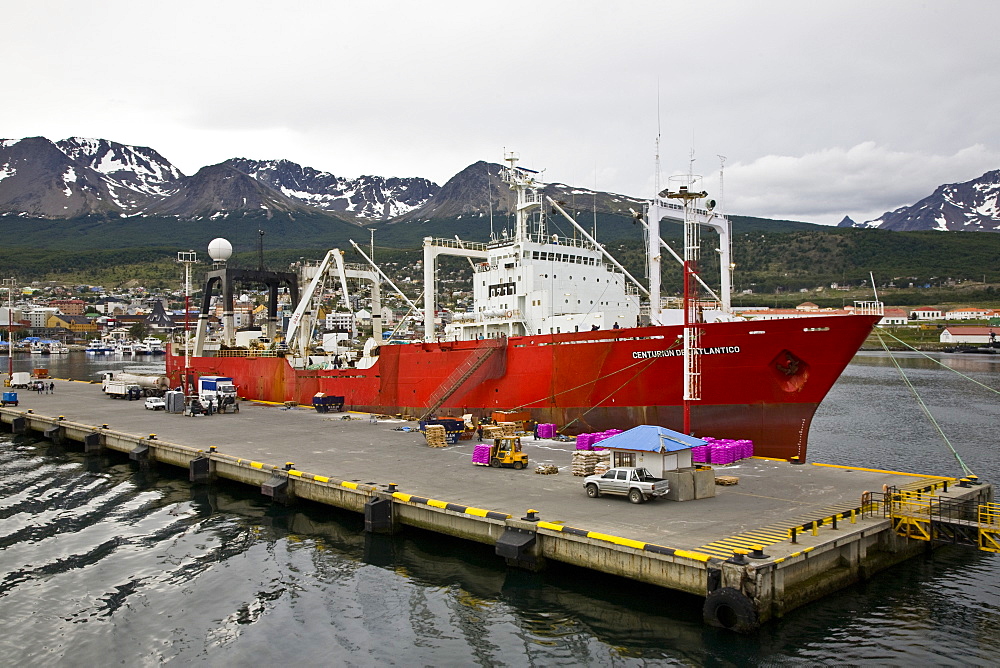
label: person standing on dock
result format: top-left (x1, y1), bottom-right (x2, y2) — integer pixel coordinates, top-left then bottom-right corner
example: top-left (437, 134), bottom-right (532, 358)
top-left (49, 382), bottom-right (54, 394)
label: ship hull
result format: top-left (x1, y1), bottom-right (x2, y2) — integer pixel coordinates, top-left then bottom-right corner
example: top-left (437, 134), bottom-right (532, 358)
top-left (167, 314), bottom-right (879, 461)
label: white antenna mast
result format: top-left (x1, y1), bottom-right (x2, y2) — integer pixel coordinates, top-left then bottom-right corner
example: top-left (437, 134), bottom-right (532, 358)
top-left (487, 162), bottom-right (494, 241)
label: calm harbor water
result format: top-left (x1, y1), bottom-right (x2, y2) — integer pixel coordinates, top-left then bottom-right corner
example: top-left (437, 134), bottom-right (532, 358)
top-left (0, 351), bottom-right (997, 665)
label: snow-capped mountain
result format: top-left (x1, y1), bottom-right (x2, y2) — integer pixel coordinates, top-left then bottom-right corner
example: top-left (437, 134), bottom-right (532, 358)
top-left (224, 158), bottom-right (438, 219)
top-left (399, 160), bottom-right (645, 222)
top-left (0, 136), bottom-right (439, 222)
top-left (841, 170), bottom-right (1000, 232)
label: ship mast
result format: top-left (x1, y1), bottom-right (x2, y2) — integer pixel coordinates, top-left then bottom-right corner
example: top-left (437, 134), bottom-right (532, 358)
top-left (502, 151), bottom-right (541, 242)
top-left (664, 176), bottom-right (708, 435)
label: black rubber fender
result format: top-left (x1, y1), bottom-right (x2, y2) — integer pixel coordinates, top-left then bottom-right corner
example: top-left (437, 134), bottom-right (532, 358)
top-left (703, 587), bottom-right (759, 633)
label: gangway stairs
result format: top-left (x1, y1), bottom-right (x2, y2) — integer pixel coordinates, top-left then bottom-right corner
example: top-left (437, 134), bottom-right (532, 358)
top-left (885, 484), bottom-right (1000, 553)
top-left (418, 340), bottom-right (505, 421)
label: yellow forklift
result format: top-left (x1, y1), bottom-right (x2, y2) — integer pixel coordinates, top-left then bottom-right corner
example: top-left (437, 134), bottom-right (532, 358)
top-left (489, 436), bottom-right (528, 470)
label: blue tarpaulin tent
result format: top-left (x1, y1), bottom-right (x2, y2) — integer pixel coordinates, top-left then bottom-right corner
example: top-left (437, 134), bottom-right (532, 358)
top-left (598, 425), bottom-right (706, 453)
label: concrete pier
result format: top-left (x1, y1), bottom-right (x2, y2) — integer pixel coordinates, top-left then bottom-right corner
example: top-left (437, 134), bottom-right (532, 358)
top-left (1, 378), bottom-right (992, 632)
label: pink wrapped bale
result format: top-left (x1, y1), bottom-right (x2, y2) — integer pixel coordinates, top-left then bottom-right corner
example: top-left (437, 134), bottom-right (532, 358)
top-left (472, 444), bottom-right (492, 465)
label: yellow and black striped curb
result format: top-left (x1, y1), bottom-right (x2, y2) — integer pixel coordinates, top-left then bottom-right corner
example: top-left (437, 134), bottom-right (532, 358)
top-left (390, 491), bottom-right (510, 521)
top-left (536, 520), bottom-right (714, 563)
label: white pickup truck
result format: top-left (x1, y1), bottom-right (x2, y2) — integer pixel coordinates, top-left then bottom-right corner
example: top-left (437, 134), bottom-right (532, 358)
top-left (583, 467), bottom-right (670, 504)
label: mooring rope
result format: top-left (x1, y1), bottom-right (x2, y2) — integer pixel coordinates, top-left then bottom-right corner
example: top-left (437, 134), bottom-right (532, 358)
top-left (505, 337), bottom-right (681, 430)
top-left (874, 329), bottom-right (976, 477)
top-left (877, 328), bottom-right (1000, 396)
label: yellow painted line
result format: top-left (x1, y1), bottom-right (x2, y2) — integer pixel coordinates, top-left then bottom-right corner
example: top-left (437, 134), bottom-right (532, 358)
top-left (773, 557), bottom-right (786, 563)
top-left (426, 499), bottom-right (448, 509)
top-left (250, 461), bottom-right (264, 469)
top-left (314, 475), bottom-right (330, 483)
top-left (288, 470), bottom-right (303, 477)
top-left (464, 507), bottom-right (489, 518)
top-left (392, 492), bottom-right (413, 502)
top-left (586, 532), bottom-right (646, 550)
top-left (674, 550), bottom-right (712, 562)
top-left (811, 462), bottom-right (955, 480)
top-left (803, 546), bottom-right (815, 553)
top-left (341, 481), bottom-right (358, 490)
top-left (751, 456), bottom-right (790, 462)
top-left (537, 521), bottom-right (565, 532)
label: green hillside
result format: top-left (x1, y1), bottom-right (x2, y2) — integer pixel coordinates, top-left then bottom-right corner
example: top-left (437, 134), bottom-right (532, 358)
top-left (1, 213), bottom-right (998, 308)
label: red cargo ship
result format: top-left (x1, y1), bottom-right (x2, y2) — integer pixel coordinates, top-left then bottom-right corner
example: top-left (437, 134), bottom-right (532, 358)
top-left (167, 155), bottom-right (880, 461)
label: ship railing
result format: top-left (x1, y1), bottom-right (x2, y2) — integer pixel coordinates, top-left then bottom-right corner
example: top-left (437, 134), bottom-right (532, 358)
top-left (450, 309), bottom-right (523, 324)
top-left (853, 300), bottom-right (884, 316)
top-left (214, 348), bottom-right (281, 358)
top-left (426, 237), bottom-right (489, 252)
top-left (525, 233), bottom-right (595, 250)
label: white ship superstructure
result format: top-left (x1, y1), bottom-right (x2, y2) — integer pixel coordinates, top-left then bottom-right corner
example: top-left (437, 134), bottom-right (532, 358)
top-left (446, 154), bottom-right (641, 341)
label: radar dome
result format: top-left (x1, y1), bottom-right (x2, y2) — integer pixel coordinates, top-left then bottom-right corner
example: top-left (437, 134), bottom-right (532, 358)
top-left (208, 238), bottom-right (233, 262)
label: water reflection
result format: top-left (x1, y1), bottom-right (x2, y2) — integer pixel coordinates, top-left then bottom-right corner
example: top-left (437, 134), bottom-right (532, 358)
top-left (0, 350), bottom-right (997, 665)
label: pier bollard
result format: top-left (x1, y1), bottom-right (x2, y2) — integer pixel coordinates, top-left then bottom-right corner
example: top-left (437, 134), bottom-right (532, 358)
top-left (26, 409), bottom-right (33, 414)
top-left (811, 521), bottom-right (818, 536)
top-left (522, 509), bottom-right (539, 522)
top-left (832, 515), bottom-right (839, 530)
top-left (968, 475), bottom-right (981, 486)
top-left (57, 416), bottom-right (65, 421)
top-left (958, 478), bottom-right (971, 488)
top-left (728, 549), bottom-right (750, 565)
top-left (284, 462), bottom-right (295, 471)
top-left (101, 424), bottom-right (108, 429)
top-left (749, 545), bottom-right (768, 559)
top-left (850, 509), bottom-right (857, 524)
top-left (387, 483), bottom-right (398, 492)
top-left (790, 527), bottom-right (798, 544)
top-left (209, 446), bottom-right (217, 453)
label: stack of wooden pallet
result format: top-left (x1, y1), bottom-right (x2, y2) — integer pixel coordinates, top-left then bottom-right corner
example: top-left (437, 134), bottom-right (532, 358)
top-left (482, 425), bottom-right (504, 439)
top-left (497, 422), bottom-right (517, 437)
top-left (425, 425), bottom-right (448, 448)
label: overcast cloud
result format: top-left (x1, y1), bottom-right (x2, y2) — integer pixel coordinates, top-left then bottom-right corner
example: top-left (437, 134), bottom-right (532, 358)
top-left (4, 0), bottom-right (998, 225)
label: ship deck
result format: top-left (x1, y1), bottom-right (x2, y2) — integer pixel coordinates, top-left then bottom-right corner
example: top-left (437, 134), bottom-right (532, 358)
top-left (7, 379), bottom-right (953, 560)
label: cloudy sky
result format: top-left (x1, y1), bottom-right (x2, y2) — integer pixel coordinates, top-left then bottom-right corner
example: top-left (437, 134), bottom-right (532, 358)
top-left (5, 0), bottom-right (998, 225)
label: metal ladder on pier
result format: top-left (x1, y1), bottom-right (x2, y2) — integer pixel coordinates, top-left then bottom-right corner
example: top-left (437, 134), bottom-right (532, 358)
top-left (418, 340), bottom-right (504, 421)
top-left (882, 484), bottom-right (1000, 553)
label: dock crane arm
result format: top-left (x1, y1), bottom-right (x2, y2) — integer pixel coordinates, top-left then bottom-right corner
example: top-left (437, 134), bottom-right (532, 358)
top-left (286, 249), bottom-right (339, 347)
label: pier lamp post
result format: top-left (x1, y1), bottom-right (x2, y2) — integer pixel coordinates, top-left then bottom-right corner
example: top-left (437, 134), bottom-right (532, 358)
top-left (2, 278), bottom-right (14, 382)
top-left (178, 251), bottom-right (198, 395)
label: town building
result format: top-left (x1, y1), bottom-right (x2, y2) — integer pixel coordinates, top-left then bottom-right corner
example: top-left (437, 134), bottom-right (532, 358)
top-left (940, 326), bottom-right (998, 345)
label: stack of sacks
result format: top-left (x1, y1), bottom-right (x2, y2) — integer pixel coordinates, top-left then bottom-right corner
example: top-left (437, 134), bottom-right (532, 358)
top-left (694, 437), bottom-right (755, 464)
top-left (575, 429), bottom-right (624, 450)
top-left (572, 450), bottom-right (604, 476)
top-left (534, 463), bottom-right (559, 475)
top-left (537, 423), bottom-right (557, 438)
top-left (471, 444), bottom-right (492, 465)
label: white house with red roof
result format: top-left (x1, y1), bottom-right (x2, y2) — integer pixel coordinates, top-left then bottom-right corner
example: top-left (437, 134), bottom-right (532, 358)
top-left (940, 326), bottom-right (998, 344)
top-left (909, 306), bottom-right (942, 320)
top-left (945, 307), bottom-right (993, 320)
top-left (879, 308), bottom-right (909, 325)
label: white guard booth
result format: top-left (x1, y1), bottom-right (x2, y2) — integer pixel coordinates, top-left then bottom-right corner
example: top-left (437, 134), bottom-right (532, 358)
top-left (597, 425), bottom-right (715, 501)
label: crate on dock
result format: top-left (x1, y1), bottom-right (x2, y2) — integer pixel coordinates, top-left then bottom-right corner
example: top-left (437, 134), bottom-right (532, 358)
top-left (424, 425), bottom-right (449, 448)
